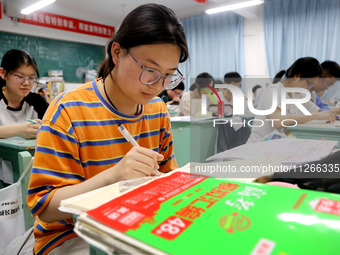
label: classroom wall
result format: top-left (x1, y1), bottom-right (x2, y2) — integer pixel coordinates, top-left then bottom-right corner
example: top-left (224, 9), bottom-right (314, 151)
top-left (0, 0), bottom-right (271, 86)
top-left (0, 0), bottom-right (111, 46)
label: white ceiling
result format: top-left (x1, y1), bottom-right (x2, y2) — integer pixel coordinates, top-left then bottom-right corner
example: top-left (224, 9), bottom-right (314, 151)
top-left (29, 0), bottom-right (252, 27)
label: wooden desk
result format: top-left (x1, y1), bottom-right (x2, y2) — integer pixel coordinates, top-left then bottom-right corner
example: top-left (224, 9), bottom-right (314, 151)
top-left (0, 137), bottom-right (36, 182)
top-left (286, 120), bottom-right (340, 148)
top-left (171, 118), bottom-right (218, 167)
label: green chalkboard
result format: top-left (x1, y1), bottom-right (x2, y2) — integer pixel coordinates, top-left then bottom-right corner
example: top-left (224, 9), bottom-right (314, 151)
top-left (0, 31), bottom-right (105, 82)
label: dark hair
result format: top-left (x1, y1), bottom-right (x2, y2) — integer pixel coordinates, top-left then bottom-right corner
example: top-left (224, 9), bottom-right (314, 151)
top-left (98, 4), bottom-right (189, 78)
top-left (321, 61), bottom-right (340, 78)
top-left (252, 85), bottom-right (262, 94)
top-left (195, 72), bottom-right (214, 89)
top-left (224, 72), bottom-right (242, 84)
top-left (173, 81), bottom-right (184, 91)
top-left (189, 83), bottom-right (196, 91)
top-left (273, 57), bottom-right (321, 84)
top-left (0, 49), bottom-right (39, 88)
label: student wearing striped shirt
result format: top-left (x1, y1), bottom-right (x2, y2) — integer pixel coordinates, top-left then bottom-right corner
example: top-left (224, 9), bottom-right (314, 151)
top-left (27, 4), bottom-right (188, 254)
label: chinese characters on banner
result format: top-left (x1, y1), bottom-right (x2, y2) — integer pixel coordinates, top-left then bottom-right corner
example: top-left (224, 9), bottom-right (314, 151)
top-left (19, 11), bottom-right (114, 38)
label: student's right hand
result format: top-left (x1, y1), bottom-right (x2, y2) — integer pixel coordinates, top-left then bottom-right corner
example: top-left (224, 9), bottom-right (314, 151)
top-left (18, 120), bottom-right (41, 139)
top-left (112, 146), bottom-right (164, 181)
top-left (313, 110), bottom-right (336, 123)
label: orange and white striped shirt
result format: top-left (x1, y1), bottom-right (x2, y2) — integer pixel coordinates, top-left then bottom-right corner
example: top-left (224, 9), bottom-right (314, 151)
top-left (27, 79), bottom-right (177, 254)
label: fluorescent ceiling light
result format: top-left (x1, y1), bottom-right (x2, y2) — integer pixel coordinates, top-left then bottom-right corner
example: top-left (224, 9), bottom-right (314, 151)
top-left (206, 0), bottom-right (264, 14)
top-left (21, 0), bottom-right (56, 15)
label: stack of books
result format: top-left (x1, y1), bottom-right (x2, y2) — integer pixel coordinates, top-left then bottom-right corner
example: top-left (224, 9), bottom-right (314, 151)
top-left (73, 171), bottom-right (340, 255)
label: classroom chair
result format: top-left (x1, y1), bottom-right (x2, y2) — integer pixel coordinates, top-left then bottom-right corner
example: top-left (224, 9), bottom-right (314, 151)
top-left (18, 151), bottom-right (35, 230)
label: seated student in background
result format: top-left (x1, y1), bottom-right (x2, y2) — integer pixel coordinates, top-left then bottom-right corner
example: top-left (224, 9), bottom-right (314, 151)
top-left (158, 81), bottom-right (184, 112)
top-left (0, 49), bottom-right (49, 139)
top-left (38, 87), bottom-right (48, 102)
top-left (214, 79), bottom-right (224, 92)
top-left (308, 61), bottom-right (340, 111)
top-left (321, 63), bottom-right (340, 104)
top-left (247, 57), bottom-right (336, 144)
top-left (219, 72), bottom-right (242, 104)
top-left (252, 84), bottom-right (262, 105)
top-left (178, 72), bottom-right (214, 116)
top-left (27, 4), bottom-right (188, 254)
top-left (216, 72), bottom-right (251, 115)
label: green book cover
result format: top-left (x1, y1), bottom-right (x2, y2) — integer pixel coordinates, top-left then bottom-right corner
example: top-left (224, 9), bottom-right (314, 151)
top-left (86, 172), bottom-right (340, 255)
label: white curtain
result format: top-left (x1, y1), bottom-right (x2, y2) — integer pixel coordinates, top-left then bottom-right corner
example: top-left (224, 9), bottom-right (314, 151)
top-left (264, 0), bottom-right (340, 78)
top-left (180, 12), bottom-right (244, 89)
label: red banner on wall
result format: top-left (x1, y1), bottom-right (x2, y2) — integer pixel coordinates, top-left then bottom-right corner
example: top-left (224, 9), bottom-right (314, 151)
top-left (19, 11), bottom-right (115, 38)
top-left (193, 0), bottom-right (208, 4)
top-left (0, 2), bottom-right (2, 20)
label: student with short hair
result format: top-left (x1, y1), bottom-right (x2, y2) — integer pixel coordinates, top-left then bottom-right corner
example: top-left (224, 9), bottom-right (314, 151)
top-left (158, 81), bottom-right (185, 105)
top-left (0, 49), bottom-right (48, 139)
top-left (309, 60), bottom-right (340, 110)
top-left (252, 84), bottom-right (262, 98)
top-left (216, 71), bottom-right (252, 115)
top-left (321, 61), bottom-right (340, 103)
top-left (158, 81), bottom-right (185, 112)
top-left (27, 4), bottom-right (188, 254)
top-left (38, 87), bottom-right (47, 102)
top-left (247, 57), bottom-right (336, 143)
top-left (221, 72), bottom-right (242, 103)
top-left (178, 72), bottom-right (214, 116)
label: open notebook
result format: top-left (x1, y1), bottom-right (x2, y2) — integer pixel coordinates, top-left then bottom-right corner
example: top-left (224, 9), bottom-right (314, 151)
top-left (59, 157), bottom-right (284, 215)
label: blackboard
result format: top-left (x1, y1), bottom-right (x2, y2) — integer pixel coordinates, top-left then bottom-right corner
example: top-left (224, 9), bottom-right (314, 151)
top-left (0, 31), bottom-right (105, 82)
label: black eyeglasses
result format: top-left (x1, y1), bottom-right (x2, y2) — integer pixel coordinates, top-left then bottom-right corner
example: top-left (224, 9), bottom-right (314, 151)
top-left (10, 73), bottom-right (37, 85)
top-left (128, 50), bottom-right (184, 90)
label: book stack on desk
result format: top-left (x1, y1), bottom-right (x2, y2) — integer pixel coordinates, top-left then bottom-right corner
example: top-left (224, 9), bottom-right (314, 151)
top-left (74, 171), bottom-right (340, 255)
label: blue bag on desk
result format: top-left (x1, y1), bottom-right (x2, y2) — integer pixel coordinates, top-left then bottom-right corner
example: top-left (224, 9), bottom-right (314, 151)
top-left (0, 157), bottom-right (33, 250)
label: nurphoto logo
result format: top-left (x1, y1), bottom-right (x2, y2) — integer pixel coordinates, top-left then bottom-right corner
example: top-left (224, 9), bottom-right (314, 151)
top-left (200, 84), bottom-right (312, 128)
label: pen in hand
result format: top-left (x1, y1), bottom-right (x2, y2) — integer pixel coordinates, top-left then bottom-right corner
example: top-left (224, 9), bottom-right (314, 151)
top-left (118, 124), bottom-right (161, 175)
top-left (26, 119), bottom-right (40, 124)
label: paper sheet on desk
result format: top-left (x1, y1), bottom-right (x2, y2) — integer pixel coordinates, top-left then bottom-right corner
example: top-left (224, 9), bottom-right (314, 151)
top-left (59, 178), bottom-right (156, 214)
top-left (206, 138), bottom-right (338, 166)
top-left (59, 174), bottom-right (182, 214)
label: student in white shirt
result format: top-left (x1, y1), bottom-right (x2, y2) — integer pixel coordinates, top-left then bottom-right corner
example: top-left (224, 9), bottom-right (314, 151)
top-left (178, 72), bottom-right (214, 116)
top-left (0, 49), bottom-right (48, 139)
top-left (311, 61), bottom-right (340, 109)
top-left (247, 57), bottom-right (336, 143)
top-left (215, 72), bottom-right (251, 115)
